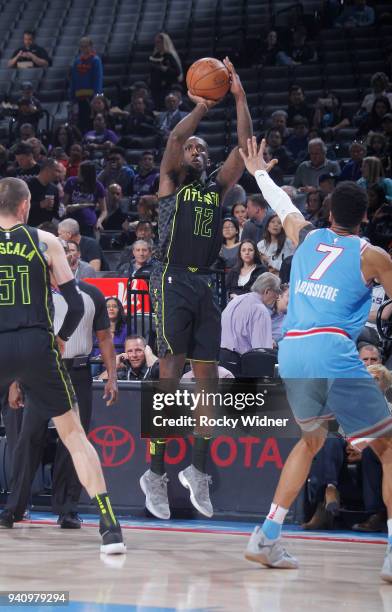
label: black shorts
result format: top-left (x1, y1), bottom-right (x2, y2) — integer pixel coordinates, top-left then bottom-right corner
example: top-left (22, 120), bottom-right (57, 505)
top-left (0, 328), bottom-right (77, 419)
top-left (150, 265), bottom-right (221, 361)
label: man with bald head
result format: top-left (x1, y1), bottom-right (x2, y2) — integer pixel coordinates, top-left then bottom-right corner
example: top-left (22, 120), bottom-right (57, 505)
top-left (140, 58), bottom-right (253, 521)
top-left (58, 218), bottom-right (105, 271)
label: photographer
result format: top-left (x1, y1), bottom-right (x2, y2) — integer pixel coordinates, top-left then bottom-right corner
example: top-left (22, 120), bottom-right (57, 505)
top-left (99, 335), bottom-right (159, 381)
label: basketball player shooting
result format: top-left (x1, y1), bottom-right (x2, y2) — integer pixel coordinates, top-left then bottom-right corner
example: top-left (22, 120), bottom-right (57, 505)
top-left (239, 137), bottom-right (392, 582)
top-left (0, 178), bottom-right (125, 555)
top-left (140, 58), bottom-right (253, 520)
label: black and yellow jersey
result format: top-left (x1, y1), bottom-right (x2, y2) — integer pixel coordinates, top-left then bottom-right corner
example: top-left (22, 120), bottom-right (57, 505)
top-left (0, 224), bottom-right (54, 333)
top-left (157, 179), bottom-right (223, 270)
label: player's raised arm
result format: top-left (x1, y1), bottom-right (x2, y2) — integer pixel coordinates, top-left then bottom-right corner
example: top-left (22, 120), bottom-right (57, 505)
top-left (39, 230), bottom-right (84, 342)
top-left (239, 137), bottom-right (311, 246)
top-left (216, 58), bottom-right (253, 198)
top-left (159, 95), bottom-right (218, 198)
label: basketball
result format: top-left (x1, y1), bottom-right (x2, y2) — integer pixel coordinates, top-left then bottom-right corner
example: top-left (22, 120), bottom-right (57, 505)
top-left (186, 57), bottom-right (230, 101)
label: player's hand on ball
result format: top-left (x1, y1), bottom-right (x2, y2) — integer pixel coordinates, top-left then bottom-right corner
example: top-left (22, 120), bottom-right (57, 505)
top-left (239, 137), bottom-right (278, 176)
top-left (223, 57), bottom-right (244, 99)
top-left (187, 91), bottom-right (219, 110)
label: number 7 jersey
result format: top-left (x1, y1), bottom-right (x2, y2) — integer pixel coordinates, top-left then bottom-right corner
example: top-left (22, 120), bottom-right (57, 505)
top-left (0, 224), bottom-right (54, 333)
top-left (157, 179), bottom-right (222, 269)
top-left (283, 227), bottom-right (372, 342)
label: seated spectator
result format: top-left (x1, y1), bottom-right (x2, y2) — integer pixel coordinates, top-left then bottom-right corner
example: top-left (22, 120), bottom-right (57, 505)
top-left (319, 172), bottom-right (338, 196)
top-left (26, 137), bottom-right (47, 165)
top-left (64, 160), bottom-right (107, 236)
top-left (231, 201), bottom-right (248, 239)
top-left (276, 25), bottom-right (316, 66)
top-left (365, 187), bottom-right (392, 250)
top-left (366, 132), bottom-right (390, 172)
top-left (265, 128), bottom-right (294, 173)
top-left (124, 81), bottom-right (155, 113)
top-left (7, 142), bottom-right (40, 182)
top-left (219, 217), bottom-right (240, 270)
top-left (269, 110), bottom-right (290, 141)
top-left (70, 37), bottom-right (103, 134)
top-left (116, 218), bottom-right (156, 256)
top-left (271, 283), bottom-right (289, 344)
top-left (132, 151), bottom-right (160, 198)
top-left (220, 272), bottom-right (280, 354)
top-left (335, 0), bottom-right (375, 28)
top-left (117, 239), bottom-right (153, 278)
top-left (157, 93), bottom-right (187, 143)
top-left (357, 156), bottom-right (392, 202)
top-left (304, 190), bottom-right (325, 225)
top-left (58, 218), bottom-right (106, 271)
top-left (359, 73), bottom-right (392, 115)
top-left (102, 184), bottom-right (129, 231)
top-left (27, 158), bottom-right (61, 227)
top-left (257, 214), bottom-right (295, 273)
top-left (15, 82), bottom-right (43, 131)
top-left (226, 240), bottom-right (267, 298)
top-left (122, 97), bottom-right (158, 140)
top-left (8, 29), bottom-right (51, 69)
top-left (135, 195), bottom-right (158, 225)
top-left (358, 344), bottom-right (382, 365)
top-left (149, 33), bottom-right (183, 110)
top-left (66, 143), bottom-right (83, 179)
top-left (358, 96), bottom-right (392, 139)
top-left (241, 194), bottom-right (270, 243)
top-left (287, 85), bottom-right (313, 128)
top-left (97, 147), bottom-right (134, 195)
top-left (313, 91), bottom-right (350, 137)
top-left (293, 138), bottom-right (341, 191)
top-left (285, 116), bottom-right (310, 165)
top-left (83, 113), bottom-right (119, 157)
top-left (92, 297), bottom-right (127, 361)
top-left (53, 124), bottom-right (81, 155)
top-left (15, 123), bottom-right (36, 144)
top-left (339, 141), bottom-right (366, 182)
top-left (259, 30), bottom-right (281, 67)
top-left (90, 94), bottom-right (115, 130)
top-left (66, 240), bottom-right (97, 281)
top-left (169, 84), bottom-right (193, 112)
top-left (99, 335), bottom-right (159, 381)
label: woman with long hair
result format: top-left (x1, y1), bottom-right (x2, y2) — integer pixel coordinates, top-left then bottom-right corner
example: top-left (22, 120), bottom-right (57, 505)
top-left (257, 214), bottom-right (295, 273)
top-left (358, 95), bottom-right (392, 138)
top-left (231, 201), bottom-right (248, 239)
top-left (219, 217), bottom-right (240, 270)
top-left (304, 190), bottom-right (324, 226)
top-left (357, 156), bottom-right (392, 202)
top-left (91, 297), bottom-right (127, 373)
top-left (149, 32), bottom-right (183, 109)
top-left (226, 240), bottom-right (267, 298)
top-left (63, 160), bottom-right (107, 236)
top-left (52, 123), bottom-right (81, 155)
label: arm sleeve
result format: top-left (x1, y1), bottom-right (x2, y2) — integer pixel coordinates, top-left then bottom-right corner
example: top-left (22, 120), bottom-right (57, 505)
top-left (255, 170), bottom-right (302, 223)
top-left (57, 279), bottom-right (84, 341)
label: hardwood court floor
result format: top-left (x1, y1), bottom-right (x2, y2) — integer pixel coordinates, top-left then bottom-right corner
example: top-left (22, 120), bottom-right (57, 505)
top-left (0, 515), bottom-right (390, 612)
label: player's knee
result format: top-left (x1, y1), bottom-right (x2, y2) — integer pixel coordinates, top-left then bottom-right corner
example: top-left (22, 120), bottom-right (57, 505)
top-left (301, 431), bottom-right (326, 455)
top-left (369, 437), bottom-right (392, 461)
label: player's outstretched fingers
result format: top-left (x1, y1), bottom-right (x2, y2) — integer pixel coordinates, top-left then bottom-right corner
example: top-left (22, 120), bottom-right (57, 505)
top-left (252, 135), bottom-right (258, 157)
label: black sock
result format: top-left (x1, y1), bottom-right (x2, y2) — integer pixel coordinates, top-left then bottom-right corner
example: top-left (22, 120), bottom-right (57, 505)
top-left (192, 435), bottom-right (211, 473)
top-left (94, 493), bottom-right (118, 529)
top-left (150, 439), bottom-right (166, 475)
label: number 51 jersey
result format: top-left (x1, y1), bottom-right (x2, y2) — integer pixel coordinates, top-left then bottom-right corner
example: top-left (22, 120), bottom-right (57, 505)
top-left (0, 224), bottom-right (54, 333)
top-left (283, 227), bottom-right (372, 342)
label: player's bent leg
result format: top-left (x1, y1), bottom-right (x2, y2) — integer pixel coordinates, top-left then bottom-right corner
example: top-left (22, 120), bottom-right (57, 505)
top-left (178, 360), bottom-right (218, 518)
top-left (53, 409), bottom-right (126, 555)
top-left (245, 425), bottom-right (327, 569)
top-left (140, 353), bottom-right (186, 520)
top-left (368, 437), bottom-right (392, 583)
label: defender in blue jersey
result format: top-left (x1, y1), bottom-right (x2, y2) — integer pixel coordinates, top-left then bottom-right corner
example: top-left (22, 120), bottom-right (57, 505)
top-left (239, 137), bottom-right (392, 582)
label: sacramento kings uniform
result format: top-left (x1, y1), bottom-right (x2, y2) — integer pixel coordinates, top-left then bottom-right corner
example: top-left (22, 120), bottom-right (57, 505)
top-left (0, 224), bottom-right (76, 417)
top-left (279, 226), bottom-right (392, 446)
top-left (151, 179), bottom-right (223, 360)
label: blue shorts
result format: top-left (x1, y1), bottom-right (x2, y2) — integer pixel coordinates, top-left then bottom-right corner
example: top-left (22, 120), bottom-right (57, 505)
top-left (278, 333), bottom-right (392, 448)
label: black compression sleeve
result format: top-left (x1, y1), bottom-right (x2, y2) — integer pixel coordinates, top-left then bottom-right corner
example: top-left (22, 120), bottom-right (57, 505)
top-left (57, 279), bottom-right (84, 341)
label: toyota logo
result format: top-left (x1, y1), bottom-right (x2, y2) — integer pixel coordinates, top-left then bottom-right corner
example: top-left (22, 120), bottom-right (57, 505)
top-left (88, 426), bottom-right (135, 467)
